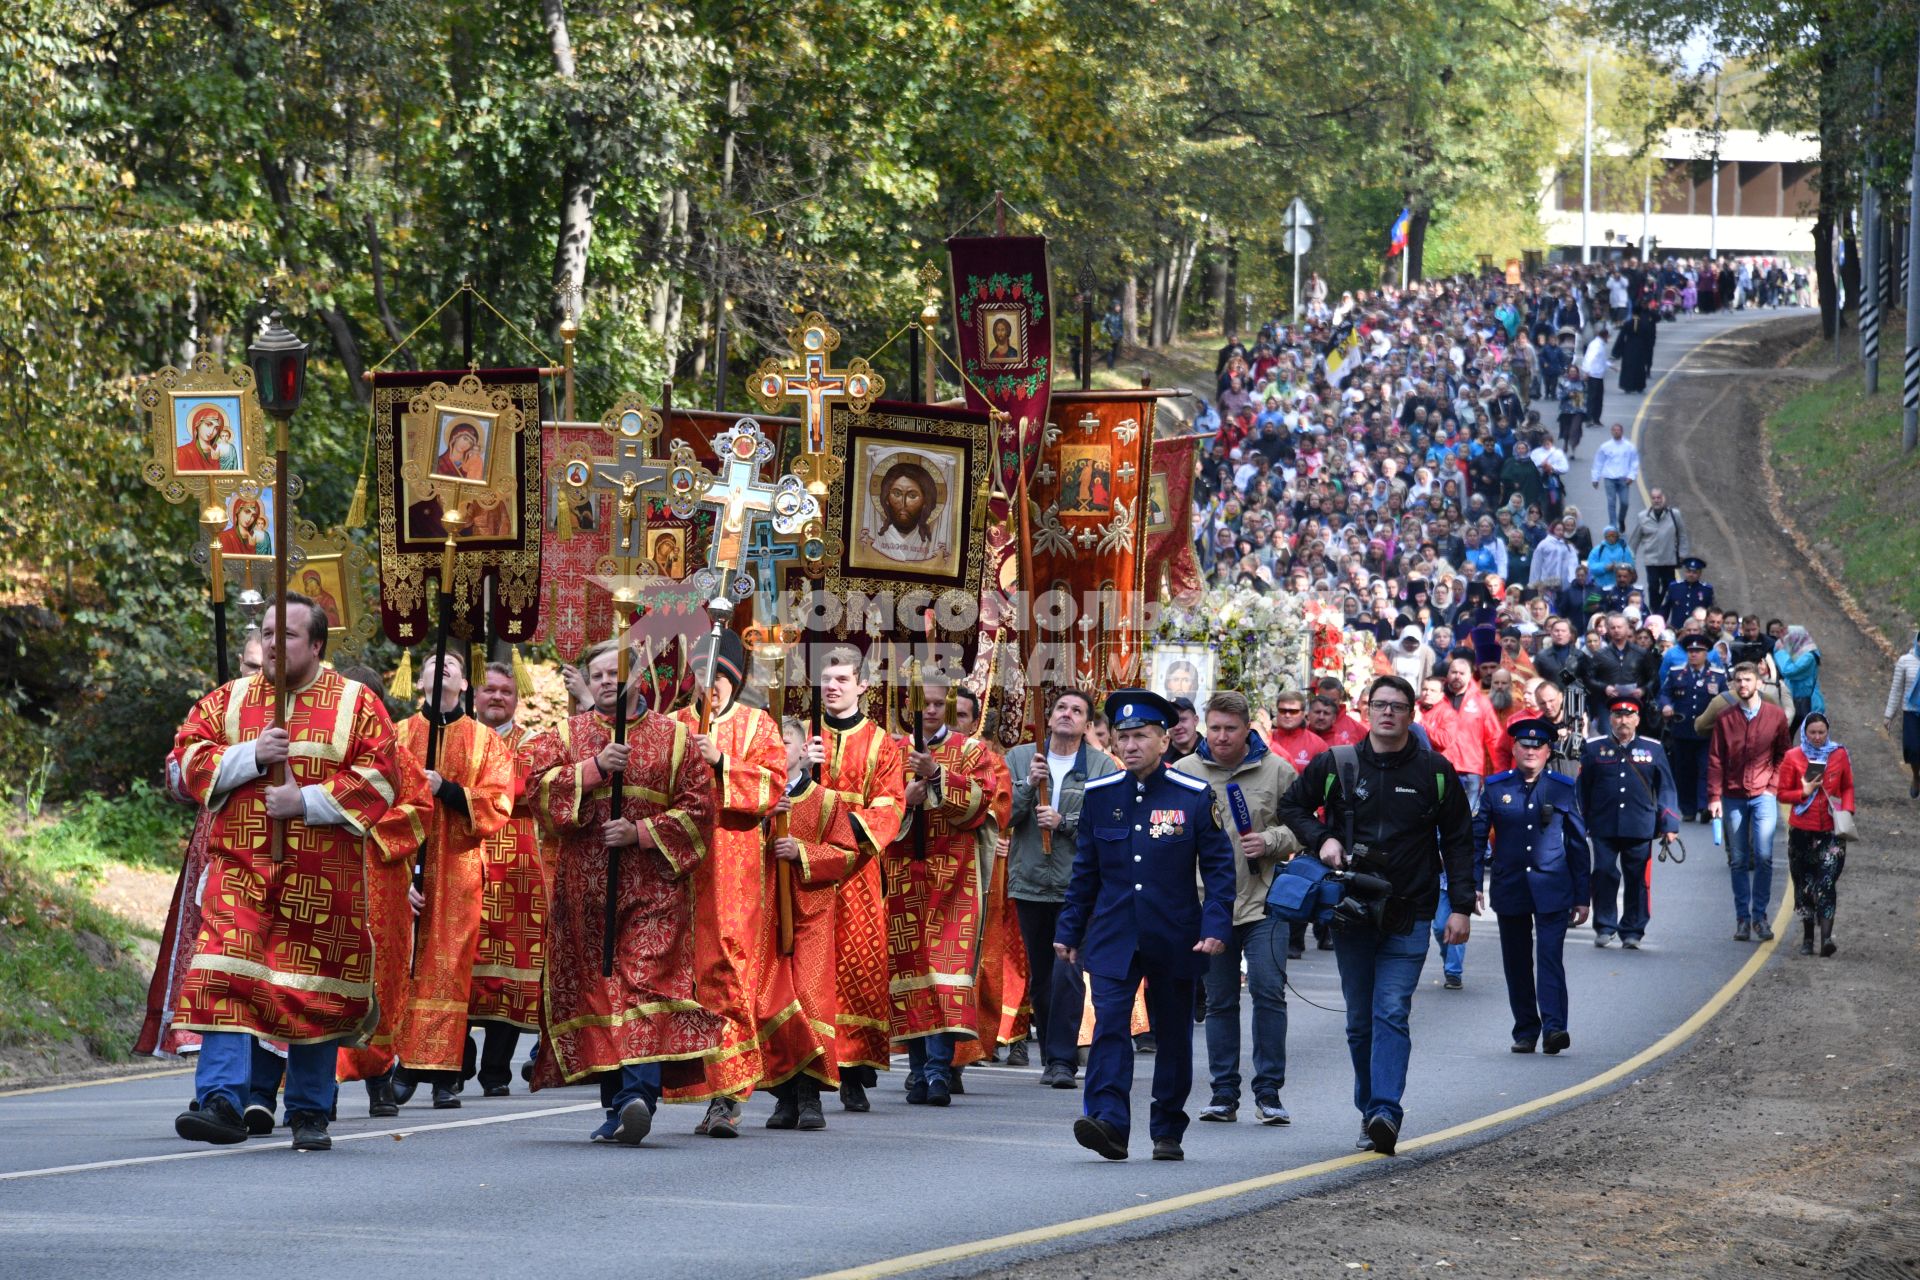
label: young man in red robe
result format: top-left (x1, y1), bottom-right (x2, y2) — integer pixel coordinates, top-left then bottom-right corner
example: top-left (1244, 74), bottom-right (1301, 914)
top-left (522, 638), bottom-right (725, 1145)
top-left (388, 652), bottom-right (515, 1109)
top-left (167, 595), bottom-right (404, 1152)
top-left (469, 661), bottom-right (551, 1096)
top-left (885, 681), bottom-right (1012, 1104)
top-left (668, 629), bottom-right (811, 1137)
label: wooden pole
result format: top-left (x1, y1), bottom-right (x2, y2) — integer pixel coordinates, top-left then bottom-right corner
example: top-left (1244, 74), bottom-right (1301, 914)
top-left (769, 641), bottom-right (795, 956)
top-left (1011, 414), bottom-right (1050, 856)
top-left (201, 482), bottom-right (229, 686)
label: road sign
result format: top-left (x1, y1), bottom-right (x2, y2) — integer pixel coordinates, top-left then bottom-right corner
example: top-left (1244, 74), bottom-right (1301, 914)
top-left (1282, 227), bottom-right (1312, 255)
top-left (1283, 197), bottom-right (1314, 229)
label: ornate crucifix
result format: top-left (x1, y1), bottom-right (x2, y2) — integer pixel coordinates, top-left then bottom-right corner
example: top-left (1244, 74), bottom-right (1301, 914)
top-left (697, 419), bottom-right (819, 612)
top-left (583, 398), bottom-right (672, 571)
top-left (751, 310), bottom-right (884, 495)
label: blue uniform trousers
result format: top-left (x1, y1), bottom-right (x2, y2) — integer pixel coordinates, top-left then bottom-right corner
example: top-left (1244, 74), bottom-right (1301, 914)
top-left (1333, 919), bottom-right (1431, 1129)
top-left (1590, 838), bottom-right (1652, 941)
top-left (1084, 957), bottom-right (1196, 1145)
top-left (196, 1031), bottom-right (337, 1119)
top-left (1668, 736), bottom-right (1709, 816)
top-left (1496, 909), bottom-right (1571, 1042)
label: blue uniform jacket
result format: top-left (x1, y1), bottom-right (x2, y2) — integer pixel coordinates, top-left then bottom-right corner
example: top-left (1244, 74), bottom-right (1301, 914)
top-left (1577, 735), bottom-right (1680, 841)
top-left (1660, 663), bottom-right (1729, 741)
top-left (1662, 578), bottom-right (1714, 627)
top-left (1473, 769), bottom-right (1592, 915)
top-left (1055, 761), bottom-right (1236, 981)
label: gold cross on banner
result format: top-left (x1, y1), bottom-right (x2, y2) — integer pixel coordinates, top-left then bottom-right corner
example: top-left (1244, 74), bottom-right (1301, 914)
top-left (751, 310), bottom-right (883, 493)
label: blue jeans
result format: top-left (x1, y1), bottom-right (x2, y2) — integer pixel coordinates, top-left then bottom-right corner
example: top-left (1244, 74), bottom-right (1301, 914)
top-left (597, 1062), bottom-right (661, 1116)
top-left (1724, 794), bottom-right (1777, 925)
top-left (1604, 477), bottom-right (1634, 532)
top-left (246, 1038), bottom-right (286, 1116)
top-left (1203, 914), bottom-right (1287, 1103)
top-left (196, 1031), bottom-right (337, 1119)
top-left (905, 1033), bottom-right (955, 1088)
top-left (1432, 872), bottom-right (1467, 978)
top-left (1333, 919), bottom-right (1431, 1129)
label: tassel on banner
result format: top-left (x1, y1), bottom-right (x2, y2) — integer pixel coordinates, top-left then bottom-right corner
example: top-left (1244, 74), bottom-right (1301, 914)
top-left (391, 649), bottom-right (414, 701)
top-left (555, 486), bottom-right (576, 541)
top-left (343, 471), bottom-right (369, 530)
top-left (511, 644), bottom-right (535, 698)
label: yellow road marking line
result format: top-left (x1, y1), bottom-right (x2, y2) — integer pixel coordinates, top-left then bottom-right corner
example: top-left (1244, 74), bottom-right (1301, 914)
top-left (806, 887), bottom-right (1796, 1280)
top-left (0, 1066), bottom-right (191, 1099)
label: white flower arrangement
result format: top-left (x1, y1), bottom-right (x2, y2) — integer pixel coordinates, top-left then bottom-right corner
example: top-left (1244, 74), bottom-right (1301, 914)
top-left (1157, 585), bottom-right (1311, 710)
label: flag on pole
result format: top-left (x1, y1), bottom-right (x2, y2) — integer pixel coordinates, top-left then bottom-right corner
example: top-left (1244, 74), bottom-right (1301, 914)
top-left (1323, 322), bottom-right (1363, 387)
top-left (1387, 208), bottom-right (1411, 258)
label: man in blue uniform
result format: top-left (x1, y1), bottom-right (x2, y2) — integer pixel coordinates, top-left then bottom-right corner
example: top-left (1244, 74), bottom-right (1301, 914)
top-left (1475, 719), bottom-right (1592, 1054)
top-left (1660, 633), bottom-right (1728, 822)
top-left (1578, 699), bottom-right (1679, 948)
top-left (1055, 689), bottom-right (1235, 1163)
top-left (1662, 556), bottom-right (1714, 629)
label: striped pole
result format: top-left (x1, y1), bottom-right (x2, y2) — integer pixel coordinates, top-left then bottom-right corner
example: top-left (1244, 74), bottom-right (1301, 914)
top-left (1907, 33), bottom-right (1920, 451)
top-left (1865, 180), bottom-right (1880, 392)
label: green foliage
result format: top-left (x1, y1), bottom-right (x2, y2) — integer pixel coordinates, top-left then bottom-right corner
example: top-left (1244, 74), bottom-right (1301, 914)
top-left (0, 849), bottom-right (150, 1067)
top-left (12, 781), bottom-right (192, 884)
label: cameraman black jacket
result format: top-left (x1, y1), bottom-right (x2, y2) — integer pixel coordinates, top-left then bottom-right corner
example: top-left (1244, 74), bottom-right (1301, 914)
top-left (1277, 738), bottom-right (1478, 923)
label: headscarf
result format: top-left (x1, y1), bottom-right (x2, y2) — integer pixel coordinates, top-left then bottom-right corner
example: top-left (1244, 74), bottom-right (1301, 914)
top-left (1792, 714), bottom-right (1840, 817)
top-left (1780, 625), bottom-right (1817, 661)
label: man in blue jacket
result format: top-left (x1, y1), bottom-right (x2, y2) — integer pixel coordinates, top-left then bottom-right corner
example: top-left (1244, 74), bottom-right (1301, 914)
top-left (1475, 718), bottom-right (1592, 1055)
top-left (1055, 690), bottom-right (1235, 1163)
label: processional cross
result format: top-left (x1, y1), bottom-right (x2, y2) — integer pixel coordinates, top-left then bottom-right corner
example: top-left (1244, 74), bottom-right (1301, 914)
top-left (698, 419), bottom-right (820, 618)
top-left (751, 311), bottom-right (884, 494)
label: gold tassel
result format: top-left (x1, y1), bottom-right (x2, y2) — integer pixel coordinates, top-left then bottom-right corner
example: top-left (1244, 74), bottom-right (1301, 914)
top-left (555, 486), bottom-right (576, 541)
top-left (943, 680), bottom-right (960, 729)
top-left (391, 649), bottom-right (414, 701)
top-left (511, 644), bottom-right (535, 698)
top-left (470, 642), bottom-right (486, 684)
top-left (343, 471), bottom-right (369, 530)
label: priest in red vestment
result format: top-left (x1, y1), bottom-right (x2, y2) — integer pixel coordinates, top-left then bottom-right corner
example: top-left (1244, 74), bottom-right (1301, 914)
top-left (469, 661), bottom-right (551, 1096)
top-left (387, 652), bottom-right (515, 1109)
top-left (664, 629), bottom-right (813, 1137)
top-left (167, 596), bottom-right (402, 1151)
top-left (522, 639), bottom-right (724, 1146)
top-left (885, 683), bottom-right (1012, 1104)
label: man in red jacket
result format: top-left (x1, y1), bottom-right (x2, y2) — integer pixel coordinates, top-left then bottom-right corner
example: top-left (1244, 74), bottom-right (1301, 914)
top-left (1268, 689), bottom-right (1329, 772)
top-left (1421, 654), bottom-right (1502, 814)
top-left (1705, 663), bottom-right (1792, 942)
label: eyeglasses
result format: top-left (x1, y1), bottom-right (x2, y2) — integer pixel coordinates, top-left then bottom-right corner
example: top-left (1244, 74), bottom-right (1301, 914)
top-left (1367, 700), bottom-right (1413, 714)
top-left (1277, 706), bottom-right (1305, 716)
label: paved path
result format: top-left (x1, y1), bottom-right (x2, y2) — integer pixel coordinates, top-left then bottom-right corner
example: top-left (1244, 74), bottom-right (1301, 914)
top-left (0, 311), bottom-right (1803, 1280)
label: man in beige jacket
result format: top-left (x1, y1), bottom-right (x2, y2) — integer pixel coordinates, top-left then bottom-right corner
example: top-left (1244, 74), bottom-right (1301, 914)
top-left (1174, 690), bottom-right (1303, 1125)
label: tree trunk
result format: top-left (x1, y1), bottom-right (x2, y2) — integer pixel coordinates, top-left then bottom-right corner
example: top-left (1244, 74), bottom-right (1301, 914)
top-left (1121, 277), bottom-right (1140, 347)
top-left (1222, 236), bottom-right (1239, 337)
top-left (545, 0), bottom-right (595, 334)
top-left (1209, 242), bottom-right (1230, 336)
top-left (1148, 259), bottom-right (1169, 349)
top-left (1841, 217), bottom-right (1860, 336)
top-left (1165, 235), bottom-right (1201, 345)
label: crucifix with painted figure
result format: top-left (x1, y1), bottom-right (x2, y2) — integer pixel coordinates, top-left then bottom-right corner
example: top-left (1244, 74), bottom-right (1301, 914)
top-left (699, 418), bottom-right (821, 617)
top-left (750, 310), bottom-right (884, 496)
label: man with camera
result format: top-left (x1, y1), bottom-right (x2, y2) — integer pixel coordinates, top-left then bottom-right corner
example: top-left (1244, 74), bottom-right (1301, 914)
top-left (1277, 674), bottom-right (1477, 1157)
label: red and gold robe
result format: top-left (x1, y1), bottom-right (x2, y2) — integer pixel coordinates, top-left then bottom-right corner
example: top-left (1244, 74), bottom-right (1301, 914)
top-left (339, 739), bottom-right (433, 1082)
top-left (167, 669), bottom-right (400, 1044)
top-left (662, 702), bottom-right (812, 1102)
top-left (955, 830), bottom-right (1031, 1068)
top-left (134, 808), bottom-right (214, 1058)
top-left (816, 717), bottom-right (905, 1073)
top-left (523, 708), bottom-right (724, 1089)
top-left (389, 712), bottom-right (514, 1073)
top-left (761, 775), bottom-right (844, 1088)
top-left (884, 730), bottom-right (1011, 1046)
top-left (468, 722), bottom-right (550, 1031)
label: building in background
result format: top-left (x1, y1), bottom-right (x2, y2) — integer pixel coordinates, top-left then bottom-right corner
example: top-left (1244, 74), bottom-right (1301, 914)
top-left (1541, 129), bottom-right (1819, 262)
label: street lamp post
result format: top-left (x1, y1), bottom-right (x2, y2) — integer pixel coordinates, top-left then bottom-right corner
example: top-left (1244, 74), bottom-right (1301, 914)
top-left (1582, 49), bottom-right (1594, 266)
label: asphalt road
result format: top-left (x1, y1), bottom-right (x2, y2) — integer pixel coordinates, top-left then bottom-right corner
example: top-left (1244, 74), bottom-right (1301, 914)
top-left (0, 311), bottom-right (1796, 1280)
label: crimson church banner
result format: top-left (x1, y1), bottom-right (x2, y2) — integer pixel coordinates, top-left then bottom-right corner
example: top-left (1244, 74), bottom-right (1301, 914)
top-left (946, 235), bottom-right (1053, 494)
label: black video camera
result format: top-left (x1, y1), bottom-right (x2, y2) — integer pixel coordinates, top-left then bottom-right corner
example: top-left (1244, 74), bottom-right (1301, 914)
top-left (1329, 845), bottom-right (1414, 935)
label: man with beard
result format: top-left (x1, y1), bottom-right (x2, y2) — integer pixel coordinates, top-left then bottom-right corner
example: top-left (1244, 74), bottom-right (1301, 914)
top-left (1423, 654), bottom-right (1501, 816)
top-left (867, 460), bottom-right (943, 564)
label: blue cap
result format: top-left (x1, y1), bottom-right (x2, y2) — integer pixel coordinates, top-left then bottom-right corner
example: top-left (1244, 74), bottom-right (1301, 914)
top-left (1507, 716), bottom-right (1557, 746)
top-left (1681, 556), bottom-right (1707, 571)
top-left (1105, 689), bottom-right (1177, 731)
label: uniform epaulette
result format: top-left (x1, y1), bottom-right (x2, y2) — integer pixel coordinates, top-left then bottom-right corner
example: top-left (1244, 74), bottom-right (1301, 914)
top-left (1165, 770), bottom-right (1210, 793)
top-left (1546, 769), bottom-right (1578, 786)
top-left (1486, 769), bottom-right (1516, 785)
top-left (1085, 771), bottom-right (1128, 791)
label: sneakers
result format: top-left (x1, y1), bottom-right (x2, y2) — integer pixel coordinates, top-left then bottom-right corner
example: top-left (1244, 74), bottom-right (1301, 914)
top-left (1594, 932), bottom-right (1616, 948)
top-left (243, 1103), bottom-right (275, 1136)
top-left (1365, 1112), bottom-right (1399, 1157)
top-left (289, 1110), bottom-right (332, 1152)
top-left (175, 1096), bottom-right (248, 1145)
top-left (1353, 1127), bottom-right (1376, 1151)
top-left (1005, 1041), bottom-right (1030, 1067)
top-left (1197, 1097), bottom-right (1238, 1123)
top-left (1620, 937), bottom-right (1641, 951)
top-left (1443, 973), bottom-right (1463, 990)
top-left (926, 1077), bottom-right (952, 1108)
top-left (1040, 1063), bottom-right (1077, 1089)
top-left (1734, 922), bottom-right (1751, 942)
top-left (698, 1096), bottom-right (741, 1137)
top-left (1151, 1138), bottom-right (1184, 1161)
top-left (1254, 1096), bottom-right (1291, 1126)
top-left (1133, 1034), bottom-right (1157, 1053)
top-left (1752, 919), bottom-right (1775, 942)
top-left (1072, 1116), bottom-right (1128, 1161)
top-left (589, 1115), bottom-right (619, 1142)
top-left (611, 1100), bottom-right (652, 1146)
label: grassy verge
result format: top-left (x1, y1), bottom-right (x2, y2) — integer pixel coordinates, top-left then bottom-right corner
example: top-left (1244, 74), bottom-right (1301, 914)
top-left (0, 784), bottom-right (190, 1078)
top-left (1765, 349), bottom-right (1920, 645)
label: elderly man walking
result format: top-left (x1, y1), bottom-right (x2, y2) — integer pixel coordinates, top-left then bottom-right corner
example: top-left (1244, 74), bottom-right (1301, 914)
top-left (1626, 488), bottom-right (1690, 617)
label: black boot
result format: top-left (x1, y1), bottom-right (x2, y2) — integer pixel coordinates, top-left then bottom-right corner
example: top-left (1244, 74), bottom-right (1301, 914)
top-left (1800, 918), bottom-right (1816, 956)
top-left (175, 1096), bottom-right (248, 1145)
top-left (367, 1072), bottom-right (399, 1118)
top-left (1820, 920), bottom-right (1837, 957)
top-left (838, 1074), bottom-right (870, 1113)
top-left (289, 1109), bottom-right (332, 1152)
top-left (797, 1078), bottom-right (827, 1130)
top-left (765, 1082), bottom-right (800, 1130)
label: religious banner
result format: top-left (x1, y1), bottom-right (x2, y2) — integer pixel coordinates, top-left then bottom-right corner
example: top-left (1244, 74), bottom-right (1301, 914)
top-left (1144, 432), bottom-right (1205, 607)
top-left (372, 367), bottom-right (544, 646)
top-left (946, 235), bottom-right (1053, 494)
top-left (532, 421), bottom-right (612, 661)
top-left (1023, 390), bottom-right (1168, 715)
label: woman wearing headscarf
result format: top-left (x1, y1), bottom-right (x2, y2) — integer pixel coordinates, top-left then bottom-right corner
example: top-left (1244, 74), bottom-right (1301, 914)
top-left (1884, 633), bottom-right (1920, 798)
top-left (1586, 525), bottom-right (1634, 579)
top-left (1773, 625), bottom-right (1825, 735)
top-left (1775, 714), bottom-right (1855, 956)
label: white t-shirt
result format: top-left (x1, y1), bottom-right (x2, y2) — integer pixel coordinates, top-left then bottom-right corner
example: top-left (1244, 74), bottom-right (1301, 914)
top-left (1046, 750), bottom-right (1076, 805)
